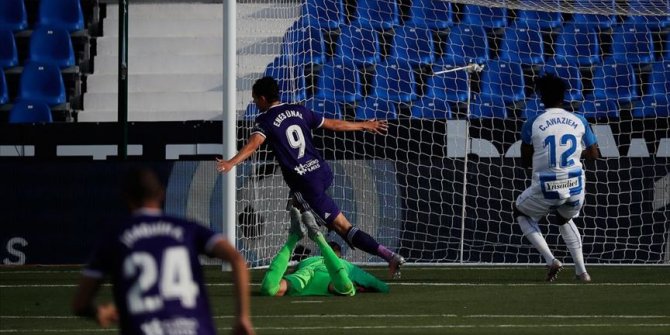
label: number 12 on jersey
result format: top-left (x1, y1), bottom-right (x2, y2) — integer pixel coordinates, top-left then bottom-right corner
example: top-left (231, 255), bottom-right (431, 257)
top-left (544, 134), bottom-right (577, 168)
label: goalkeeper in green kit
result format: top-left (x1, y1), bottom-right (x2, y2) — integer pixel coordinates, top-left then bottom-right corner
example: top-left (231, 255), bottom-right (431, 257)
top-left (260, 207), bottom-right (390, 297)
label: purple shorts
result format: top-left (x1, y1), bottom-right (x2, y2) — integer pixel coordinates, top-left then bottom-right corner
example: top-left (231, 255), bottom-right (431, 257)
top-left (289, 172), bottom-right (340, 226)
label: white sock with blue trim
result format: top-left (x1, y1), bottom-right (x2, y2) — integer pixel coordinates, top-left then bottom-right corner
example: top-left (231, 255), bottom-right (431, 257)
top-left (559, 220), bottom-right (587, 275)
top-left (518, 216), bottom-right (555, 266)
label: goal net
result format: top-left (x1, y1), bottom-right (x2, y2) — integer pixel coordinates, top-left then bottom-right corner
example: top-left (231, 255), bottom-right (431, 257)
top-left (234, 0), bottom-right (670, 267)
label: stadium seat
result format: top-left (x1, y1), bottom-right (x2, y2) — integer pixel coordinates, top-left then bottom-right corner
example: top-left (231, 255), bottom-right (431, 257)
top-left (355, 98), bottom-right (397, 119)
top-left (648, 62), bottom-right (670, 97)
top-left (624, 0), bottom-right (670, 29)
top-left (18, 62), bottom-right (67, 106)
top-left (301, 0), bottom-right (345, 30)
top-left (335, 24), bottom-right (381, 66)
top-left (571, 0), bottom-right (617, 29)
top-left (390, 25), bottom-right (435, 66)
top-left (8, 100), bottom-right (53, 123)
top-left (283, 22), bottom-right (326, 66)
top-left (264, 57), bottom-right (307, 102)
top-left (244, 102), bottom-right (259, 120)
top-left (479, 61), bottom-right (525, 103)
top-left (498, 24), bottom-right (545, 65)
top-left (441, 24), bottom-right (489, 65)
top-left (632, 95), bottom-right (670, 118)
top-left (554, 23), bottom-right (601, 66)
top-left (0, 70), bottom-right (8, 105)
top-left (353, 0), bottom-right (399, 30)
top-left (314, 60), bottom-right (362, 103)
top-left (37, 0), bottom-right (85, 32)
top-left (0, 0), bottom-right (28, 31)
top-left (410, 97), bottom-right (451, 119)
top-left (569, 13), bottom-right (617, 30)
top-left (425, 64), bottom-right (470, 102)
top-left (406, 0), bottom-right (453, 29)
top-left (522, 97), bottom-right (546, 119)
top-left (580, 99), bottom-right (619, 119)
top-left (461, 4), bottom-right (508, 29)
top-left (304, 98), bottom-right (343, 119)
top-left (515, 8), bottom-right (563, 30)
top-left (542, 59), bottom-right (583, 102)
top-left (28, 26), bottom-right (76, 69)
top-left (608, 24), bottom-right (655, 64)
top-left (591, 63), bottom-right (638, 103)
top-left (470, 95), bottom-right (508, 118)
top-left (0, 29), bottom-right (19, 69)
top-left (372, 61), bottom-right (417, 103)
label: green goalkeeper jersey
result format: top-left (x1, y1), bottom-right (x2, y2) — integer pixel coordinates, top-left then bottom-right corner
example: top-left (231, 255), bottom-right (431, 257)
top-left (284, 256), bottom-right (389, 296)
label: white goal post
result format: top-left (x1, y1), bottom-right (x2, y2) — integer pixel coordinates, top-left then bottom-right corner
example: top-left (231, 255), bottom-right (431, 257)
top-left (229, 0), bottom-right (670, 267)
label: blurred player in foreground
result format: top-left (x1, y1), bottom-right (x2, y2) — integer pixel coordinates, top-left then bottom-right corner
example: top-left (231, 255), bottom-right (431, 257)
top-left (260, 207), bottom-right (389, 297)
top-left (217, 76), bottom-right (405, 278)
top-left (515, 74), bottom-right (600, 282)
top-left (72, 167), bottom-right (254, 335)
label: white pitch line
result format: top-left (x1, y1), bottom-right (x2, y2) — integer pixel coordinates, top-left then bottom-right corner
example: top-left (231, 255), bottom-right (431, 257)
top-left (2, 314), bottom-right (667, 320)
top-left (1, 282), bottom-right (669, 288)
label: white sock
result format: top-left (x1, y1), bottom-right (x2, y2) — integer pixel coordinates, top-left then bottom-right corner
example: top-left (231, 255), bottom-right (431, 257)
top-left (517, 216), bottom-right (555, 265)
top-left (559, 220), bottom-right (587, 275)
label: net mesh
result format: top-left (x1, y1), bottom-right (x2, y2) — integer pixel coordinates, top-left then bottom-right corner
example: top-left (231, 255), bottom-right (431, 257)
top-left (235, 0), bottom-right (670, 266)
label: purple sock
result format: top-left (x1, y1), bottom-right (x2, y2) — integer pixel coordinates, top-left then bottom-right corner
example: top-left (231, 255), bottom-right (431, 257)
top-left (346, 227), bottom-right (394, 262)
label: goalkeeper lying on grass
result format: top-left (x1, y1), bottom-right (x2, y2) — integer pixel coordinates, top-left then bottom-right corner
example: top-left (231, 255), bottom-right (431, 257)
top-left (260, 207), bottom-right (389, 297)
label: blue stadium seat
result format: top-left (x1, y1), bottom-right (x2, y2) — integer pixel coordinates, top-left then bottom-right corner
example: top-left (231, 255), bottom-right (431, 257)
top-left (571, 0), bottom-right (617, 29)
top-left (304, 98), bottom-right (343, 119)
top-left (314, 60), bottom-right (362, 103)
top-left (425, 64), bottom-right (470, 102)
top-left (355, 98), bottom-right (397, 119)
top-left (244, 102), bottom-right (259, 120)
top-left (283, 22), bottom-right (326, 66)
top-left (0, 29), bottom-right (19, 69)
top-left (580, 99), bottom-right (619, 119)
top-left (515, 7), bottom-right (563, 30)
top-left (18, 62), bottom-right (67, 105)
top-left (0, 70), bottom-right (8, 105)
top-left (522, 96), bottom-right (546, 119)
top-left (29, 26), bottom-right (76, 69)
top-left (38, 0), bottom-right (85, 32)
top-left (410, 97), bottom-right (452, 119)
top-left (0, 0), bottom-right (28, 31)
top-left (542, 59), bottom-right (583, 102)
top-left (479, 61), bottom-right (525, 103)
top-left (554, 23), bottom-right (601, 66)
top-left (391, 25), bottom-right (435, 66)
top-left (263, 57), bottom-right (307, 102)
top-left (632, 95), bottom-right (670, 118)
top-left (608, 24), bottom-right (655, 64)
top-left (372, 61), bottom-right (417, 103)
top-left (648, 62), bottom-right (670, 97)
top-left (591, 63), bottom-right (638, 103)
top-left (498, 24), bottom-right (545, 65)
top-left (462, 4), bottom-right (508, 29)
top-left (624, 1), bottom-right (670, 29)
top-left (8, 100), bottom-right (53, 123)
top-left (406, 0), bottom-right (453, 29)
top-left (335, 24), bottom-right (381, 66)
top-left (441, 24), bottom-right (489, 65)
top-left (470, 95), bottom-right (508, 118)
top-left (353, 0), bottom-right (399, 30)
top-left (301, 0), bottom-right (345, 30)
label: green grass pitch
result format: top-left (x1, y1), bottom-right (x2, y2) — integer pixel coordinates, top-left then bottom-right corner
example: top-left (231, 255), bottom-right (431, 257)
top-left (1, 265), bottom-right (669, 334)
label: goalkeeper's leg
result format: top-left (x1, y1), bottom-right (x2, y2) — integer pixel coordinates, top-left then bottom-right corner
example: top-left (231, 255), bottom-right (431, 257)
top-left (260, 207), bottom-right (306, 296)
top-left (302, 211), bottom-right (355, 296)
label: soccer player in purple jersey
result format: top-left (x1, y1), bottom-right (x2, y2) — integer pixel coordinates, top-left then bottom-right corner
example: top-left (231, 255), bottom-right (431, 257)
top-left (72, 168), bottom-right (254, 335)
top-left (217, 76), bottom-right (405, 278)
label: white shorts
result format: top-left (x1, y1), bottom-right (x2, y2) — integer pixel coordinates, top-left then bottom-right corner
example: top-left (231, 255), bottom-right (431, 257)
top-left (515, 183), bottom-right (585, 222)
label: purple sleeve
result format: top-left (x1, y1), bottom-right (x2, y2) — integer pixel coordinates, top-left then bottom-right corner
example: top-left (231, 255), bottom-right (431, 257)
top-left (191, 222), bottom-right (223, 255)
top-left (82, 239), bottom-right (113, 279)
top-left (303, 106), bottom-right (324, 129)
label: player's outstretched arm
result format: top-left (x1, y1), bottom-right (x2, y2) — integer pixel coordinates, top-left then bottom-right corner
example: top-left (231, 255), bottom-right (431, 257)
top-left (216, 133), bottom-right (266, 173)
top-left (582, 144), bottom-right (600, 160)
top-left (211, 239), bottom-right (255, 335)
top-left (71, 277), bottom-right (119, 327)
top-left (322, 118), bottom-right (388, 134)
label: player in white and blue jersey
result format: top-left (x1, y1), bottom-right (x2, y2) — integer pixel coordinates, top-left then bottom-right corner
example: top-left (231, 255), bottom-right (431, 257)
top-left (515, 74), bottom-right (600, 282)
top-left (217, 76), bottom-right (405, 278)
top-left (72, 168), bottom-right (254, 335)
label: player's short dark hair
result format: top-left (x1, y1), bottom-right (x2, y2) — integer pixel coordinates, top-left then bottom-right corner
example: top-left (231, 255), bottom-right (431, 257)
top-left (122, 167), bottom-right (165, 208)
top-left (252, 76), bottom-right (280, 103)
top-left (534, 73), bottom-right (567, 108)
